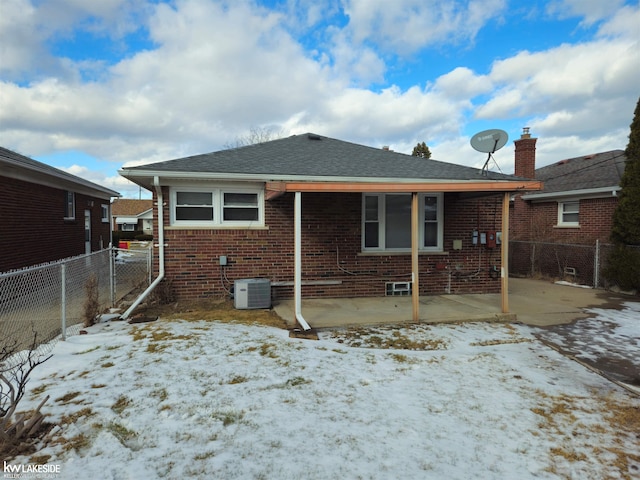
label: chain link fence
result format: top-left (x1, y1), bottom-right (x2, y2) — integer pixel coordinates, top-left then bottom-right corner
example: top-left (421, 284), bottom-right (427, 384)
top-left (0, 246), bottom-right (151, 363)
top-left (509, 240), bottom-right (639, 289)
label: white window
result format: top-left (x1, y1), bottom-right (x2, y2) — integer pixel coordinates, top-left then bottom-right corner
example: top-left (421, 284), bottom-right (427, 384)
top-left (176, 191), bottom-right (214, 221)
top-left (121, 223), bottom-right (136, 231)
top-left (101, 204), bottom-right (109, 223)
top-left (170, 187), bottom-right (263, 227)
top-left (362, 193), bottom-right (443, 251)
top-left (558, 201), bottom-right (579, 226)
top-left (64, 191), bottom-right (75, 219)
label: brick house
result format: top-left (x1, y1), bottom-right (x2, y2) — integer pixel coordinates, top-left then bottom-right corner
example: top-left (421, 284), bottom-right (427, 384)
top-left (111, 198), bottom-right (154, 235)
top-left (0, 146), bottom-right (120, 272)
top-left (120, 133), bottom-right (541, 325)
top-left (510, 129), bottom-right (626, 282)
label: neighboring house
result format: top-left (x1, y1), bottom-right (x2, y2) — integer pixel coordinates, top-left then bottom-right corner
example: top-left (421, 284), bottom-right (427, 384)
top-left (0, 146), bottom-right (120, 272)
top-left (511, 129), bottom-right (626, 244)
top-left (119, 133), bottom-right (541, 312)
top-left (509, 129), bottom-right (626, 285)
top-left (111, 199), bottom-right (154, 235)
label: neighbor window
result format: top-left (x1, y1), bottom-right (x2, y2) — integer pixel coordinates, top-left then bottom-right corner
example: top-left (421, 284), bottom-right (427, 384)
top-left (121, 223), bottom-right (135, 231)
top-left (170, 187), bottom-right (263, 227)
top-left (558, 201), bottom-right (579, 226)
top-left (101, 204), bottom-right (109, 223)
top-left (362, 193), bottom-right (443, 251)
top-left (64, 191), bottom-right (75, 219)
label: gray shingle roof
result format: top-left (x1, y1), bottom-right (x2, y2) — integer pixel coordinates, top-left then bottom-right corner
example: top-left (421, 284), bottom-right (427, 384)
top-left (534, 150), bottom-right (625, 194)
top-left (122, 133), bottom-right (522, 182)
top-left (0, 146), bottom-right (120, 198)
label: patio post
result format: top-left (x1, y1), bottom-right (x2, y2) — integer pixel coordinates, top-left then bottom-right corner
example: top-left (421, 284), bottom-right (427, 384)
top-left (412, 192), bottom-right (419, 322)
top-left (501, 191), bottom-right (510, 313)
top-left (294, 191), bottom-right (311, 330)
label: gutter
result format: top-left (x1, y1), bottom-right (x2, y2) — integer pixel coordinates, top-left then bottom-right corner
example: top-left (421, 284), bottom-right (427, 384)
top-left (294, 191), bottom-right (312, 331)
top-left (522, 185), bottom-right (621, 201)
top-left (121, 176), bottom-right (165, 320)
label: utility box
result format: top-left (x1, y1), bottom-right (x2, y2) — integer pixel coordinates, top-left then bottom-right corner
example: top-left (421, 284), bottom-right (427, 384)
top-left (234, 279), bottom-right (271, 309)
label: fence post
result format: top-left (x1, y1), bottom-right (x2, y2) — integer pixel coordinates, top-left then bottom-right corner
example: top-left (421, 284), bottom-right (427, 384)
top-left (109, 247), bottom-right (115, 307)
top-left (61, 263), bottom-right (66, 341)
top-left (594, 240), bottom-right (600, 289)
top-left (531, 243), bottom-right (536, 277)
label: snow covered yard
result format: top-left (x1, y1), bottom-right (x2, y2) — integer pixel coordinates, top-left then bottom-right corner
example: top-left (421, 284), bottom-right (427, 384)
top-left (8, 307), bottom-right (640, 480)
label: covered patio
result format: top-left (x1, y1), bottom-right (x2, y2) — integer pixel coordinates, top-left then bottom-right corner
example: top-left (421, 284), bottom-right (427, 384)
top-left (273, 277), bottom-right (615, 329)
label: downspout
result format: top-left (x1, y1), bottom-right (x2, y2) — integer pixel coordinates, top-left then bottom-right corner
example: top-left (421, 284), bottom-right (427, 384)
top-left (121, 176), bottom-right (165, 320)
top-left (294, 191), bottom-right (312, 331)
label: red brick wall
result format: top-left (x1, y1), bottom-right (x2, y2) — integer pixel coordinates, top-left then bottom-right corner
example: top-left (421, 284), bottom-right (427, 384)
top-left (510, 196), bottom-right (618, 245)
top-left (0, 176), bottom-right (112, 272)
top-left (154, 188), bottom-right (506, 300)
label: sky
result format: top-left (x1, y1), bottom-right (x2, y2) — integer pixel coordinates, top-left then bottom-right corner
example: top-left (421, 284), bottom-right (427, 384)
top-left (0, 0), bottom-right (639, 199)
top-left (7, 301), bottom-right (640, 478)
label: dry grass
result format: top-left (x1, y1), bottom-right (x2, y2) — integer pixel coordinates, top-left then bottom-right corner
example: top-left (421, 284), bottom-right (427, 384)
top-left (134, 298), bottom-right (288, 329)
top-left (531, 390), bottom-right (640, 478)
top-left (111, 395), bottom-right (131, 415)
top-left (470, 338), bottom-right (532, 346)
top-left (55, 392), bottom-right (82, 405)
top-left (59, 407), bottom-right (94, 425)
top-left (330, 326), bottom-right (448, 350)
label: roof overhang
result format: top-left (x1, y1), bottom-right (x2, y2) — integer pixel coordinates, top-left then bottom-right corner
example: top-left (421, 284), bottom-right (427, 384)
top-left (265, 180), bottom-right (543, 194)
top-left (115, 216), bottom-right (139, 224)
top-left (522, 185), bottom-right (620, 202)
top-left (2, 157), bottom-right (120, 200)
top-left (119, 168), bottom-right (543, 196)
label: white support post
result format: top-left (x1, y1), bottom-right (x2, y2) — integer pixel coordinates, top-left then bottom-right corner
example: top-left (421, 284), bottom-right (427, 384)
top-left (411, 192), bottom-right (419, 322)
top-left (294, 191), bottom-right (311, 330)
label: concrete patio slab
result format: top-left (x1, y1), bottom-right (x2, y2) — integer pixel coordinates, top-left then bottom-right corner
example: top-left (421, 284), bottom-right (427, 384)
top-left (273, 277), bottom-right (629, 329)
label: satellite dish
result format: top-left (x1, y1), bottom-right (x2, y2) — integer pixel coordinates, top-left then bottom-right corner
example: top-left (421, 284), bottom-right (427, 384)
top-left (470, 129), bottom-right (509, 175)
top-left (470, 129), bottom-right (508, 153)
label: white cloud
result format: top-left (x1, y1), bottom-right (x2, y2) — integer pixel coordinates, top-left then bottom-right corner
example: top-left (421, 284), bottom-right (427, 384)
top-left (597, 5), bottom-right (640, 38)
top-left (476, 37), bottom-right (639, 135)
top-left (343, 0), bottom-right (507, 54)
top-left (0, 0), bottom-right (638, 188)
top-left (0, 0), bottom-right (48, 79)
top-left (433, 67), bottom-right (493, 99)
top-left (0, 0), bottom-right (153, 81)
top-left (546, 0), bottom-right (626, 25)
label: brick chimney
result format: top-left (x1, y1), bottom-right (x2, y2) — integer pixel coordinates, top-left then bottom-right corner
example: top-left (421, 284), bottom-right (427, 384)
top-left (514, 127), bottom-right (537, 179)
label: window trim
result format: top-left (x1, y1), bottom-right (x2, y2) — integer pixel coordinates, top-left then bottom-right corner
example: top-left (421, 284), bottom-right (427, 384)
top-left (557, 200), bottom-right (580, 227)
top-left (101, 204), bottom-right (110, 223)
top-left (169, 186), bottom-right (264, 227)
top-left (361, 193), bottom-right (444, 252)
top-left (64, 191), bottom-right (75, 220)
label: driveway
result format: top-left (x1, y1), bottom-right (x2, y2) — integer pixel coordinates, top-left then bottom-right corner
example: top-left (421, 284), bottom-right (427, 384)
top-left (529, 300), bottom-right (640, 390)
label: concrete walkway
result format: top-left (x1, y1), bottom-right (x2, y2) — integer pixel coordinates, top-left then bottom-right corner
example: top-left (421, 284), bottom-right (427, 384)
top-left (273, 277), bottom-right (628, 329)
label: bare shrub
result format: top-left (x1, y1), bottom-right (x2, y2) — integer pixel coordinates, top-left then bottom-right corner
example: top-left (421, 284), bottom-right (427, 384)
top-left (151, 278), bottom-right (175, 305)
top-left (83, 274), bottom-right (100, 327)
top-left (1, 329), bottom-right (52, 458)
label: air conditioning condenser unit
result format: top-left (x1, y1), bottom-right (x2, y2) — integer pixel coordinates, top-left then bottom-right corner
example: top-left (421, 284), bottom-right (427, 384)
top-left (234, 279), bottom-right (271, 309)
